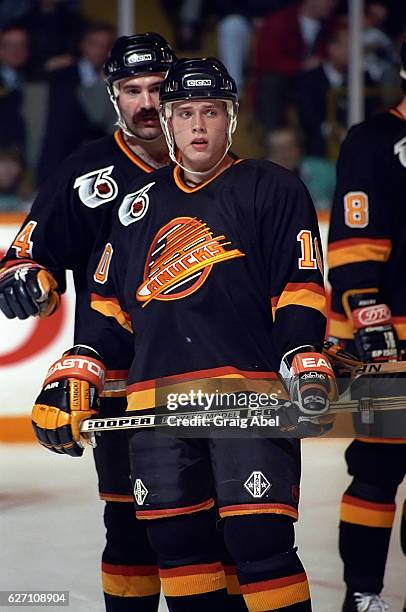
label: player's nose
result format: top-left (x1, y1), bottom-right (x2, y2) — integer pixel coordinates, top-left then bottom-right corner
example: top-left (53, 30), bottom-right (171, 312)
top-left (192, 112), bottom-right (206, 132)
top-left (141, 90), bottom-right (154, 109)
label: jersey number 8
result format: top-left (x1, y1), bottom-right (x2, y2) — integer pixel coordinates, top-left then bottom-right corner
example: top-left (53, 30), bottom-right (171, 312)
top-left (344, 191), bottom-right (369, 228)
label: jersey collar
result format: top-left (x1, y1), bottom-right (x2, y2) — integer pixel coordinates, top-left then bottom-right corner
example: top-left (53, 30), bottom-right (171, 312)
top-left (114, 130), bottom-right (156, 173)
top-left (173, 156), bottom-right (242, 193)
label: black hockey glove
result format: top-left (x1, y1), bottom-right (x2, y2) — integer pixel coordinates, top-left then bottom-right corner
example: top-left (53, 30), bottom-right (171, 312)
top-left (31, 346), bottom-right (106, 457)
top-left (0, 260), bottom-right (60, 319)
top-left (348, 293), bottom-right (398, 362)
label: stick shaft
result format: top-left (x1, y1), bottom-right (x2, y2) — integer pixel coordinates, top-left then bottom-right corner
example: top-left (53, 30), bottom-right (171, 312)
top-left (80, 396), bottom-right (406, 432)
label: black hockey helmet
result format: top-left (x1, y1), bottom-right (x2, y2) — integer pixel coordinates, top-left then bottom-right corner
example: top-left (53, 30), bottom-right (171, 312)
top-left (159, 57), bottom-right (239, 171)
top-left (160, 57), bottom-right (238, 105)
top-left (103, 32), bottom-right (176, 88)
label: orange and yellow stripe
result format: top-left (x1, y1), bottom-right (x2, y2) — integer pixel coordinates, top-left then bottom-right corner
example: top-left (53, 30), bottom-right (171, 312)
top-left (328, 238), bottom-right (392, 269)
top-left (328, 310), bottom-right (354, 340)
top-left (99, 492), bottom-right (134, 503)
top-left (136, 498), bottom-right (215, 520)
top-left (159, 562), bottom-right (226, 597)
top-left (219, 503), bottom-right (298, 521)
top-left (340, 493), bottom-right (396, 528)
top-left (241, 572), bottom-right (310, 611)
top-left (271, 282), bottom-right (326, 321)
top-left (91, 293), bottom-right (133, 333)
top-left (126, 366), bottom-right (279, 412)
top-left (102, 562), bottom-right (160, 597)
top-left (223, 566), bottom-right (241, 595)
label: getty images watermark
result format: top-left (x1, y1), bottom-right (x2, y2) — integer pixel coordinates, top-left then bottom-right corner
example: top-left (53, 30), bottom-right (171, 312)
top-left (164, 389), bottom-right (282, 429)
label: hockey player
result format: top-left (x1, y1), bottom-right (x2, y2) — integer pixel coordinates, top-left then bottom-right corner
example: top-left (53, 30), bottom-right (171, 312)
top-left (32, 57), bottom-right (336, 610)
top-left (327, 40), bottom-right (406, 612)
top-left (0, 33), bottom-right (176, 612)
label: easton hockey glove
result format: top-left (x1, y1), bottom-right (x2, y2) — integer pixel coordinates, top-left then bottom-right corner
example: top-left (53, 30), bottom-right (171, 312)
top-left (281, 347), bottom-right (337, 415)
top-left (0, 260), bottom-right (60, 319)
top-left (347, 292), bottom-right (398, 362)
top-left (31, 345), bottom-right (106, 457)
top-left (280, 346), bottom-right (337, 436)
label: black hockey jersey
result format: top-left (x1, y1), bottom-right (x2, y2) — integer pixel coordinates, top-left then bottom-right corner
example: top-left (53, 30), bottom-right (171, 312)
top-left (86, 159), bottom-right (327, 411)
top-left (1, 131), bottom-right (157, 372)
top-left (328, 109), bottom-right (406, 343)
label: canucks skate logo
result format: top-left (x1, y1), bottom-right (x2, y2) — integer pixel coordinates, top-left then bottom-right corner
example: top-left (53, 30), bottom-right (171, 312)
top-left (118, 182), bottom-right (155, 226)
top-left (136, 216), bottom-right (244, 307)
top-left (394, 136), bottom-right (406, 168)
top-left (74, 165), bottom-right (118, 208)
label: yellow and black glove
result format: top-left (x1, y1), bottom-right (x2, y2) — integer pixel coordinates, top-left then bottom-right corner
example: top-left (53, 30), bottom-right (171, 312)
top-left (31, 345), bottom-right (106, 456)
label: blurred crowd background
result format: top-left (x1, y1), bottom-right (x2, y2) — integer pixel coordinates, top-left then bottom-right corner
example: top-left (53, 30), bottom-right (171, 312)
top-left (0, 0), bottom-right (404, 214)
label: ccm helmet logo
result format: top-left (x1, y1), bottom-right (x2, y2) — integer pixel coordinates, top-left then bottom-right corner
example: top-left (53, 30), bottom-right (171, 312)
top-left (185, 78), bottom-right (213, 87)
top-left (125, 51), bottom-right (153, 65)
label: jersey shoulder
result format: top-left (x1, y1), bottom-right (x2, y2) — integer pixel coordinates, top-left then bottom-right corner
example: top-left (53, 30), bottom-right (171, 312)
top-left (233, 158), bottom-right (307, 191)
top-left (231, 159), bottom-right (314, 218)
top-left (62, 134), bottom-right (119, 168)
top-left (344, 111), bottom-right (406, 153)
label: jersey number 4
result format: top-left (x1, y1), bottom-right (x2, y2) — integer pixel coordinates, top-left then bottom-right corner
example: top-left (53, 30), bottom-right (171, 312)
top-left (12, 220), bottom-right (37, 258)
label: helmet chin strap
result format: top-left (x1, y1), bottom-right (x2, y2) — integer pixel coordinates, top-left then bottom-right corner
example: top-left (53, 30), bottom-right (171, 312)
top-left (160, 100), bottom-right (238, 177)
top-left (110, 92), bottom-right (165, 143)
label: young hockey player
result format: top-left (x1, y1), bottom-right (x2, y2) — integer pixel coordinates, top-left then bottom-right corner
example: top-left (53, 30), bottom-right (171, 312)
top-left (328, 40), bottom-right (406, 612)
top-left (0, 33), bottom-right (176, 612)
top-left (32, 57), bottom-right (336, 611)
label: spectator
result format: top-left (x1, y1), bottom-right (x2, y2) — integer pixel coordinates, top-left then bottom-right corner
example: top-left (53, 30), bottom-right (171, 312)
top-left (362, 0), bottom-right (399, 109)
top-left (21, 0), bottom-right (83, 81)
top-left (38, 21), bottom-right (116, 182)
top-left (252, 0), bottom-right (338, 131)
top-left (0, 25), bottom-right (30, 157)
top-left (295, 25), bottom-right (349, 157)
top-left (266, 126), bottom-right (335, 210)
top-left (0, 147), bottom-right (31, 212)
top-left (215, 1), bottom-right (293, 94)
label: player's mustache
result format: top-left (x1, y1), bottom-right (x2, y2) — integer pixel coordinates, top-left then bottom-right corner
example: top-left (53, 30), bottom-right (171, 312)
top-left (136, 109), bottom-right (159, 120)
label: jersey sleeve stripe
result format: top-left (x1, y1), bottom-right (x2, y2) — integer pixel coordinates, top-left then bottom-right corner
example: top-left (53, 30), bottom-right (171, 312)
top-left (328, 238), bottom-right (392, 269)
top-left (127, 366), bottom-right (279, 393)
top-left (327, 311), bottom-right (353, 340)
top-left (126, 367), bottom-right (281, 411)
top-left (392, 317), bottom-right (406, 340)
top-left (271, 283), bottom-right (326, 319)
top-left (90, 292), bottom-right (133, 333)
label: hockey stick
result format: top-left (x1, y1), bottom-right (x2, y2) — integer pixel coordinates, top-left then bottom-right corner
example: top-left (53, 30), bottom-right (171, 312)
top-left (332, 360), bottom-right (406, 376)
top-left (80, 395), bottom-right (406, 433)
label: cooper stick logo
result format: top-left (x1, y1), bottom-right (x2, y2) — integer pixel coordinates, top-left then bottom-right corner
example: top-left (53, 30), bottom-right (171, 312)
top-left (136, 216), bottom-right (244, 306)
